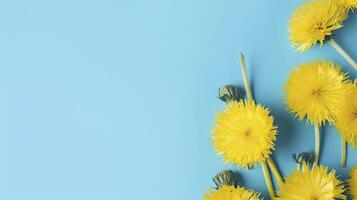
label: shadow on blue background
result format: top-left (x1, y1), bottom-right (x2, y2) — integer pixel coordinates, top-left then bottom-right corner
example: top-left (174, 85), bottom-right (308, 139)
top-left (0, 1), bottom-right (356, 199)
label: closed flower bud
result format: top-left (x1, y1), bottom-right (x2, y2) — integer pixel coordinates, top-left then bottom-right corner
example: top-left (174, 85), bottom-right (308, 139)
top-left (212, 170), bottom-right (237, 189)
top-left (292, 152), bottom-right (314, 165)
top-left (218, 85), bottom-right (242, 103)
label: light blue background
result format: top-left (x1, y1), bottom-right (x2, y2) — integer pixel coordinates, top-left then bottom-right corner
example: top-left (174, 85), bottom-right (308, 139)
top-left (0, 0), bottom-right (356, 199)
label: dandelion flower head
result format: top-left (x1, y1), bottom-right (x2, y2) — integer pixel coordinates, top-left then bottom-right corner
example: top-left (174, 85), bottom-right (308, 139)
top-left (289, 0), bottom-right (347, 52)
top-left (285, 60), bottom-right (348, 125)
top-left (278, 163), bottom-right (346, 200)
top-left (212, 100), bottom-right (277, 168)
top-left (204, 185), bottom-right (261, 200)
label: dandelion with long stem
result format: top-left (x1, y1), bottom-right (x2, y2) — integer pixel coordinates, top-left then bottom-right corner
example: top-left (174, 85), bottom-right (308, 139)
top-left (284, 60), bottom-right (348, 164)
top-left (212, 53), bottom-right (283, 199)
top-left (289, 0), bottom-right (357, 71)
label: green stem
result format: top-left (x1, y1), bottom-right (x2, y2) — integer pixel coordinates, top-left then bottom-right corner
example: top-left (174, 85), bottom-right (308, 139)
top-left (261, 161), bottom-right (275, 200)
top-left (341, 138), bottom-right (347, 167)
top-left (267, 158), bottom-right (284, 185)
top-left (239, 53), bottom-right (253, 101)
top-left (314, 125), bottom-right (320, 164)
top-left (328, 38), bottom-right (357, 70)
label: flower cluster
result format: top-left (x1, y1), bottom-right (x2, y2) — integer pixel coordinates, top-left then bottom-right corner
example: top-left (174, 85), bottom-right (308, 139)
top-left (203, 0), bottom-right (357, 199)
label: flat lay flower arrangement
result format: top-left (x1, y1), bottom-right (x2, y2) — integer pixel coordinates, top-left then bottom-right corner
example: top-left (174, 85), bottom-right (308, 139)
top-left (203, 0), bottom-right (357, 199)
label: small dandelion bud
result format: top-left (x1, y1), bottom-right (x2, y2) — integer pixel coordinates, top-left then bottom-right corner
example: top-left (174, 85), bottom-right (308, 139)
top-left (292, 152), bottom-right (314, 166)
top-left (204, 174), bottom-right (261, 200)
top-left (212, 170), bottom-right (237, 189)
top-left (218, 85), bottom-right (242, 103)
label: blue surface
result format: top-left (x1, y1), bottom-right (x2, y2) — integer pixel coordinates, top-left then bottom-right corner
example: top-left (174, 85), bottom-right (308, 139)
top-left (0, 1), bottom-right (356, 199)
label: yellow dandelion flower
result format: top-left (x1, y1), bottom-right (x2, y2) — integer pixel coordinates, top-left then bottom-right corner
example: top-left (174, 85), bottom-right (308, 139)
top-left (211, 53), bottom-right (283, 200)
top-left (285, 60), bottom-right (347, 163)
top-left (289, 0), bottom-right (347, 52)
top-left (285, 60), bottom-right (348, 126)
top-left (204, 185), bottom-right (261, 200)
top-left (336, 81), bottom-right (357, 147)
top-left (288, 0), bottom-right (347, 52)
top-left (212, 100), bottom-right (277, 168)
top-left (278, 163), bottom-right (346, 200)
top-left (349, 167), bottom-right (357, 199)
top-left (288, 0), bottom-right (357, 70)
